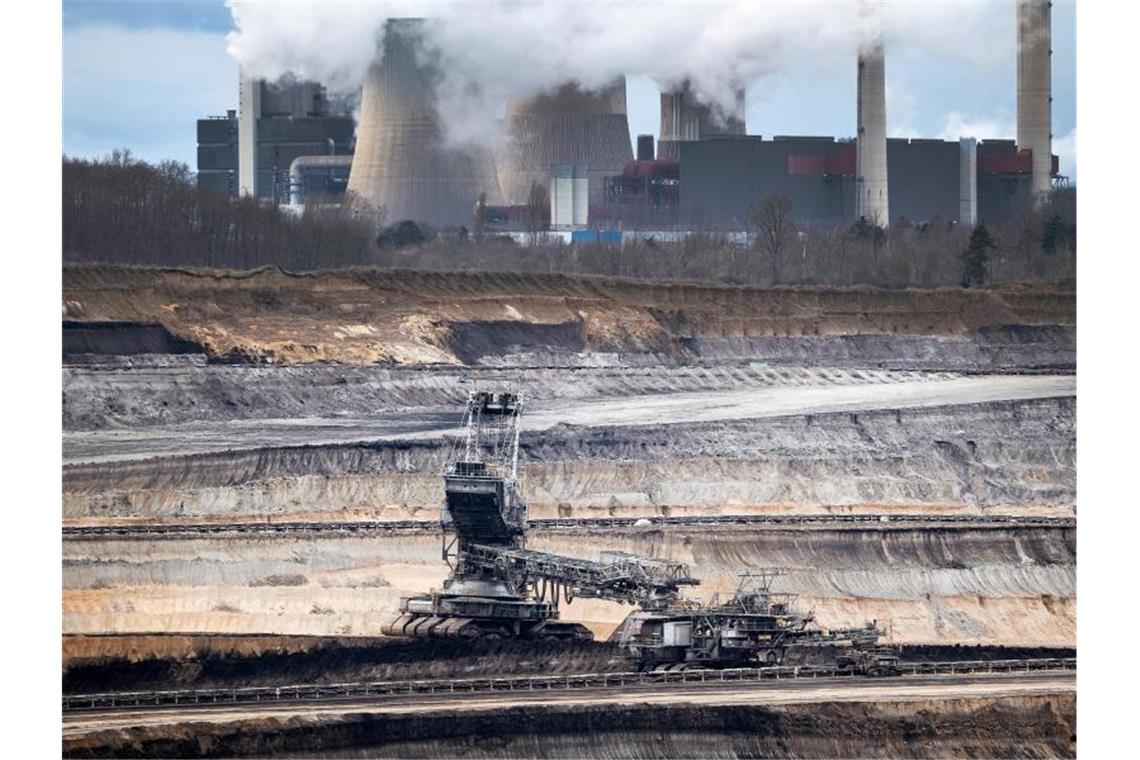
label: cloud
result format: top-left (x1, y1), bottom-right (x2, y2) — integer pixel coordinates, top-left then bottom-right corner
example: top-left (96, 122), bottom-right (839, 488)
top-left (886, 81), bottom-right (921, 138)
top-left (936, 111), bottom-right (1015, 141)
top-left (225, 0), bottom-right (1012, 147)
top-left (64, 24), bottom-right (236, 165)
top-left (1053, 128), bottom-right (1077, 182)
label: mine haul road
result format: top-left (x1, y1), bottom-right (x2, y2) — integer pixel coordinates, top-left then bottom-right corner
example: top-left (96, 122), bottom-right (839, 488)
top-left (63, 373), bottom-right (1075, 464)
top-left (63, 670), bottom-right (1075, 736)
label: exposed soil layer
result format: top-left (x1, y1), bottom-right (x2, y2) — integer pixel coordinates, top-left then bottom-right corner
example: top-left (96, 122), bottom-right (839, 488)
top-left (62, 694), bottom-right (1076, 758)
top-left (61, 633), bottom-right (1076, 694)
top-left (63, 321), bottom-right (208, 358)
top-left (62, 265), bottom-right (1074, 367)
top-left (63, 363), bottom-right (963, 432)
top-left (62, 524), bottom-right (1075, 646)
top-left (62, 397), bottom-right (1076, 522)
top-left (682, 326), bottom-right (1075, 371)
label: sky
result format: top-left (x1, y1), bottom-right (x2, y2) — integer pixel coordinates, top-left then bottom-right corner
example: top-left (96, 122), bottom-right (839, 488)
top-left (62, 0), bottom-right (1078, 181)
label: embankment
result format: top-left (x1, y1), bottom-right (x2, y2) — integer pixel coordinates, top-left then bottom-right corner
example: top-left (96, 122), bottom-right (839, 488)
top-left (61, 523), bottom-right (1075, 646)
top-left (62, 693), bottom-right (1076, 758)
top-left (63, 398), bottom-right (1076, 523)
top-left (62, 265), bottom-right (1075, 367)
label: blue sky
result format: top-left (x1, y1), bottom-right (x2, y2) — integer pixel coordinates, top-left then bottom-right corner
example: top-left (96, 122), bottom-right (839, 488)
top-left (63, 0), bottom-right (1077, 180)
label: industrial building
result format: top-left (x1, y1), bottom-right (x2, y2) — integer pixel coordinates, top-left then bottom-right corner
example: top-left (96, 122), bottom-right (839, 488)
top-left (196, 0), bottom-right (1061, 234)
top-left (668, 134), bottom-right (1057, 230)
top-left (196, 76), bottom-right (354, 203)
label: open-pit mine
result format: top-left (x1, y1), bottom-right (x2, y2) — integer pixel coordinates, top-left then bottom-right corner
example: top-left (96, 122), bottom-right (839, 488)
top-left (61, 266), bottom-right (1076, 758)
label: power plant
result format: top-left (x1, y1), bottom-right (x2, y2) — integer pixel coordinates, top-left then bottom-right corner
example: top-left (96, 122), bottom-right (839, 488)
top-left (196, 5), bottom-right (1063, 232)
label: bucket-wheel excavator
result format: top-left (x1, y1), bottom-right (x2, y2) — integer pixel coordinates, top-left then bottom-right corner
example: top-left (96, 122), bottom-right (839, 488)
top-left (383, 389), bottom-right (898, 674)
top-left (382, 389), bottom-right (697, 641)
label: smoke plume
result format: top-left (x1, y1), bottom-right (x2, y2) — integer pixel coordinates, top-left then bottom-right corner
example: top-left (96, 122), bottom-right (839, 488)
top-left (225, 1), bottom-right (1009, 147)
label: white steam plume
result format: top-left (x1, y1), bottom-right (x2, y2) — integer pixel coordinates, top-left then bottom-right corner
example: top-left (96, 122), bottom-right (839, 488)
top-left (225, 1), bottom-right (1008, 147)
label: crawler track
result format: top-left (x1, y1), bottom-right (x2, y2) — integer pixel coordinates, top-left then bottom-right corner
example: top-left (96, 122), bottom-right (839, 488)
top-left (61, 514), bottom-right (1075, 540)
top-left (62, 658), bottom-right (1075, 713)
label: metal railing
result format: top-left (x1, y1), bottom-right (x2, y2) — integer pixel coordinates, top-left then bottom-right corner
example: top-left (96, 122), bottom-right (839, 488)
top-left (62, 658), bottom-right (1075, 713)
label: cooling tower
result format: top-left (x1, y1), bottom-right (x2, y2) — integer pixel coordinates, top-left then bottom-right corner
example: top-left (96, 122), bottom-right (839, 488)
top-left (347, 19), bottom-right (502, 227)
top-left (658, 82), bottom-right (746, 160)
top-left (497, 80), bottom-right (633, 206)
top-left (856, 41), bottom-right (889, 226)
top-left (1017, 0), bottom-right (1052, 207)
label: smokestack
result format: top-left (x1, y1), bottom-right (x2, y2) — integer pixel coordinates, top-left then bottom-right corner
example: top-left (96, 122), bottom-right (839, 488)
top-left (497, 80), bottom-right (633, 206)
top-left (658, 82), bottom-right (746, 160)
top-left (856, 41), bottom-right (889, 227)
top-left (346, 19), bottom-right (502, 226)
top-left (1017, 0), bottom-right (1052, 207)
top-left (237, 71), bottom-right (260, 197)
top-left (959, 137), bottom-right (978, 227)
top-left (636, 134), bottom-right (655, 161)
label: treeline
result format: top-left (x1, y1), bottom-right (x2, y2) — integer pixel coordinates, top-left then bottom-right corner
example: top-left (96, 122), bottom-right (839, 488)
top-left (62, 154), bottom-right (1074, 289)
top-left (63, 153), bottom-right (376, 270)
top-left (377, 193), bottom-right (1076, 289)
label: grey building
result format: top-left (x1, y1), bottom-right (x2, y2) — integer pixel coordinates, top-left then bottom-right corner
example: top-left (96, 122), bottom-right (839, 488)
top-left (677, 135), bottom-right (1054, 229)
top-left (197, 77), bottom-right (354, 204)
top-left (196, 110), bottom-right (238, 197)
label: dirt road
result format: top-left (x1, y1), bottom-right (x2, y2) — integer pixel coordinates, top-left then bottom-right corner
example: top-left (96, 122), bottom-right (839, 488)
top-left (63, 373), bottom-right (1074, 464)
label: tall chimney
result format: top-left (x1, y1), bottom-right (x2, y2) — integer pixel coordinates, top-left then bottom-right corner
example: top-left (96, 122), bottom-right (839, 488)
top-left (346, 19), bottom-right (502, 226)
top-left (497, 80), bottom-right (633, 206)
top-left (1017, 0), bottom-right (1052, 207)
top-left (856, 41), bottom-right (889, 227)
top-left (636, 134), bottom-right (655, 161)
top-left (237, 71), bottom-right (260, 197)
top-left (658, 82), bottom-right (746, 160)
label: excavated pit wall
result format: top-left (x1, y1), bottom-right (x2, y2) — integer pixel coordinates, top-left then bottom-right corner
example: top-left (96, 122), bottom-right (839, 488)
top-left (62, 266), bottom-right (1075, 366)
top-left (62, 524), bottom-right (1075, 646)
top-left (63, 365), bottom-right (964, 432)
top-left (62, 694), bottom-right (1077, 759)
top-left (62, 397), bottom-right (1076, 523)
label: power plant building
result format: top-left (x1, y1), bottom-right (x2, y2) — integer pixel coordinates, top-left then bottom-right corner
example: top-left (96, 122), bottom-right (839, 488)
top-left (194, 2), bottom-right (1062, 233)
top-left (674, 135), bottom-right (1057, 230)
top-left (196, 77), bottom-right (353, 202)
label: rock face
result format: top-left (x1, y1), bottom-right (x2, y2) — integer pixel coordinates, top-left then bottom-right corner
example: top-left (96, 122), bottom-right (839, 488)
top-left (61, 520), bottom-right (1075, 645)
top-left (62, 266), bottom-right (1075, 366)
top-left (63, 396), bottom-right (1075, 522)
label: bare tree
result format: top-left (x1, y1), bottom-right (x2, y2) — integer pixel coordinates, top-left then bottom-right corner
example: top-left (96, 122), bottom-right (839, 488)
top-left (748, 195), bottom-right (794, 284)
top-left (473, 192), bottom-right (487, 243)
top-left (525, 181), bottom-right (549, 246)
